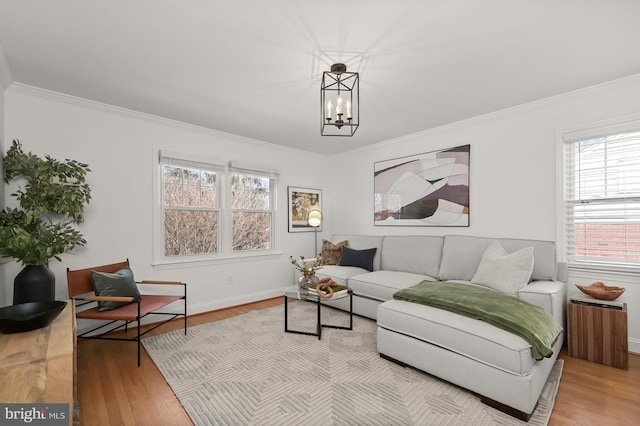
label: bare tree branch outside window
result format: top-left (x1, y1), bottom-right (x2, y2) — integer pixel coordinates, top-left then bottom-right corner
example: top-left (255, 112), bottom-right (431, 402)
top-left (231, 173), bottom-right (272, 251)
top-left (162, 162), bottom-right (275, 257)
top-left (163, 165), bottom-right (218, 256)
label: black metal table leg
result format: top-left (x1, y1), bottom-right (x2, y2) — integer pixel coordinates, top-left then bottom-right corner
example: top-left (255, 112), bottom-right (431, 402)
top-left (317, 298), bottom-right (321, 339)
top-left (284, 294), bottom-right (321, 338)
top-left (284, 295), bottom-right (288, 332)
top-left (321, 292), bottom-right (354, 331)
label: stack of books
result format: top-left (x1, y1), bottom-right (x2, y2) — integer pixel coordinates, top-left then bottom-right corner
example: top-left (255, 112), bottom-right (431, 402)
top-left (308, 283), bottom-right (349, 298)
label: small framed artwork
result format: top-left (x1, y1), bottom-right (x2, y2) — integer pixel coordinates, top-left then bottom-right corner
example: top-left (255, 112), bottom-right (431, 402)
top-left (374, 144), bottom-right (470, 227)
top-left (288, 186), bottom-right (322, 232)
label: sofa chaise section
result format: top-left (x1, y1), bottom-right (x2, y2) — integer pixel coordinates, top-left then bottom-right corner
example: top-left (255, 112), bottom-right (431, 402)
top-left (314, 233), bottom-right (566, 420)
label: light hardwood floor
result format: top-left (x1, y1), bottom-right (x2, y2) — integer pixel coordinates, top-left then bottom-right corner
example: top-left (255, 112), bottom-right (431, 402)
top-left (76, 297), bottom-right (640, 425)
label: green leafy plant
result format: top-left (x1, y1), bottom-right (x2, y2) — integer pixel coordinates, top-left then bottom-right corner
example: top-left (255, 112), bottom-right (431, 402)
top-left (0, 140), bottom-right (91, 265)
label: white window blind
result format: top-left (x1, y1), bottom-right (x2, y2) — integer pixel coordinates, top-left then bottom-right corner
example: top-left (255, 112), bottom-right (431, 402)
top-left (564, 127), bottom-right (640, 268)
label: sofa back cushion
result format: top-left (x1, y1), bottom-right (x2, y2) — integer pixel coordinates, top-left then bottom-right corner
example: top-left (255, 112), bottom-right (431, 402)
top-left (439, 235), bottom-right (557, 282)
top-left (381, 236), bottom-right (443, 277)
top-left (330, 234), bottom-right (384, 271)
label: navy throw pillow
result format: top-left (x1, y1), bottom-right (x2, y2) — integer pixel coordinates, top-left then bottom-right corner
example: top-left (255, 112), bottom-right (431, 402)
top-left (338, 246), bottom-right (377, 272)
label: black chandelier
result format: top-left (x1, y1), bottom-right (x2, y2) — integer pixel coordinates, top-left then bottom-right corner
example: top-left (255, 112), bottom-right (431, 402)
top-left (321, 63), bottom-right (359, 136)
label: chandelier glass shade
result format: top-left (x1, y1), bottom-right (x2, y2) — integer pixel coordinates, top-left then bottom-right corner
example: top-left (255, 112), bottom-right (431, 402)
top-left (321, 63), bottom-right (359, 136)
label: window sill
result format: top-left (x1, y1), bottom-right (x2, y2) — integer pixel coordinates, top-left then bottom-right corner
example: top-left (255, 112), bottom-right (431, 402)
top-left (152, 251), bottom-right (284, 271)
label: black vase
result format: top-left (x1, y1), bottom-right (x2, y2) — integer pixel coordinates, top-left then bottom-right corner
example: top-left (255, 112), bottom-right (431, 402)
top-left (13, 265), bottom-right (56, 305)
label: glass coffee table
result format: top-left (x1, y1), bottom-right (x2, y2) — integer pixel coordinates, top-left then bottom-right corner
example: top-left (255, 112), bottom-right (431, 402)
top-left (283, 286), bottom-right (353, 339)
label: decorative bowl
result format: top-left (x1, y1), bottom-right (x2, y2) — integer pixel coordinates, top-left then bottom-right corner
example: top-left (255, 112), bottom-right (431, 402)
top-left (0, 301), bottom-right (67, 334)
top-left (576, 282), bottom-right (625, 301)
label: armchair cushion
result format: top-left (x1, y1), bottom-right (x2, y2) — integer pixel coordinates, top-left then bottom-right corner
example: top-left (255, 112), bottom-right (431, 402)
top-left (91, 267), bottom-right (141, 311)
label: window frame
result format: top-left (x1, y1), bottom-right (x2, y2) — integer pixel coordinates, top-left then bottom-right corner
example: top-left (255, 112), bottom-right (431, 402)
top-left (559, 115), bottom-right (640, 273)
top-left (153, 150), bottom-right (280, 268)
top-left (229, 166), bottom-right (277, 253)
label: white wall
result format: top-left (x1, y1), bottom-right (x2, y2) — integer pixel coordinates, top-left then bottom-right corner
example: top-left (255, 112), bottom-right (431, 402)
top-left (3, 73), bottom-right (639, 352)
top-left (0, 44), bottom-right (10, 213)
top-left (0, 80), bottom-right (4, 140)
top-left (326, 74), bottom-right (640, 352)
top-left (0, 78), bottom-right (5, 208)
top-left (1, 85), bottom-right (328, 311)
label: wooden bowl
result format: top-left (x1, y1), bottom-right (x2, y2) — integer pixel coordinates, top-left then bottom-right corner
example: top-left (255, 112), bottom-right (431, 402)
top-left (576, 282), bottom-right (625, 301)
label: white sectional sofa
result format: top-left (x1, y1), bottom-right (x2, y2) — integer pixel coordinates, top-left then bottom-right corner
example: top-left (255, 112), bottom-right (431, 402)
top-left (315, 234), bottom-right (567, 420)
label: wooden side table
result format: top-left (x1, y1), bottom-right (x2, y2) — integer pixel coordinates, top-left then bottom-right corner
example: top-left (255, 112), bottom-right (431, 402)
top-left (567, 297), bottom-right (628, 369)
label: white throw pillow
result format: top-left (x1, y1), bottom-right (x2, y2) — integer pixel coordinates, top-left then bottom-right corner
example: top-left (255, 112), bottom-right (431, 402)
top-left (471, 242), bottom-right (534, 296)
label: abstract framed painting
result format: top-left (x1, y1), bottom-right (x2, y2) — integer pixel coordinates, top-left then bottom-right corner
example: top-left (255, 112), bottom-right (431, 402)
top-left (288, 186), bottom-right (322, 232)
top-left (374, 145), bottom-right (470, 226)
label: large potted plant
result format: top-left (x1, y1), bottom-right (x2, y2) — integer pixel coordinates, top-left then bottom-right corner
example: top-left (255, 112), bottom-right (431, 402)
top-left (0, 140), bottom-right (91, 304)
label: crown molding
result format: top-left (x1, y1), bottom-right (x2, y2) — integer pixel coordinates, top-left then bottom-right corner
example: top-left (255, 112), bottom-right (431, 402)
top-left (6, 71), bottom-right (639, 159)
top-left (7, 82), bottom-right (320, 158)
top-left (0, 43), bottom-right (14, 90)
top-left (345, 72), bottom-right (640, 156)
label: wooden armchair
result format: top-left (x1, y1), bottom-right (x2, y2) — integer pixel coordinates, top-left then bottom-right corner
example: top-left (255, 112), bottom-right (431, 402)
top-left (67, 259), bottom-right (186, 366)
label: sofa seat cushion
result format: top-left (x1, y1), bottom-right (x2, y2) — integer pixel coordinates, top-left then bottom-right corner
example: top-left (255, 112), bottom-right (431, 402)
top-left (348, 270), bottom-right (436, 302)
top-left (377, 299), bottom-right (536, 376)
top-left (316, 265), bottom-right (369, 286)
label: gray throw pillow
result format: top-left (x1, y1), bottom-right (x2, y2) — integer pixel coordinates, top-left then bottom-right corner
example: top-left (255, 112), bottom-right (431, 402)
top-left (91, 267), bottom-right (141, 311)
top-left (338, 246), bottom-right (377, 272)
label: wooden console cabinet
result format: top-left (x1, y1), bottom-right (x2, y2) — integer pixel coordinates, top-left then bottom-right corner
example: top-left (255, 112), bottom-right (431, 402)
top-left (0, 301), bottom-right (76, 424)
top-left (567, 299), bottom-right (628, 369)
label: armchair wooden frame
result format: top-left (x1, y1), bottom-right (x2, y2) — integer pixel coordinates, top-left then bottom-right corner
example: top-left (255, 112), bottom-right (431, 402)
top-left (67, 259), bottom-right (187, 366)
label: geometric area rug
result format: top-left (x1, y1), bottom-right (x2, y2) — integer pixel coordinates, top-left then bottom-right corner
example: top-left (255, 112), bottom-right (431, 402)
top-left (143, 302), bottom-right (563, 426)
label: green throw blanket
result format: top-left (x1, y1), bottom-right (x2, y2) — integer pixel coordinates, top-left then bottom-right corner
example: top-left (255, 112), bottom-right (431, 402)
top-left (393, 281), bottom-right (563, 360)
